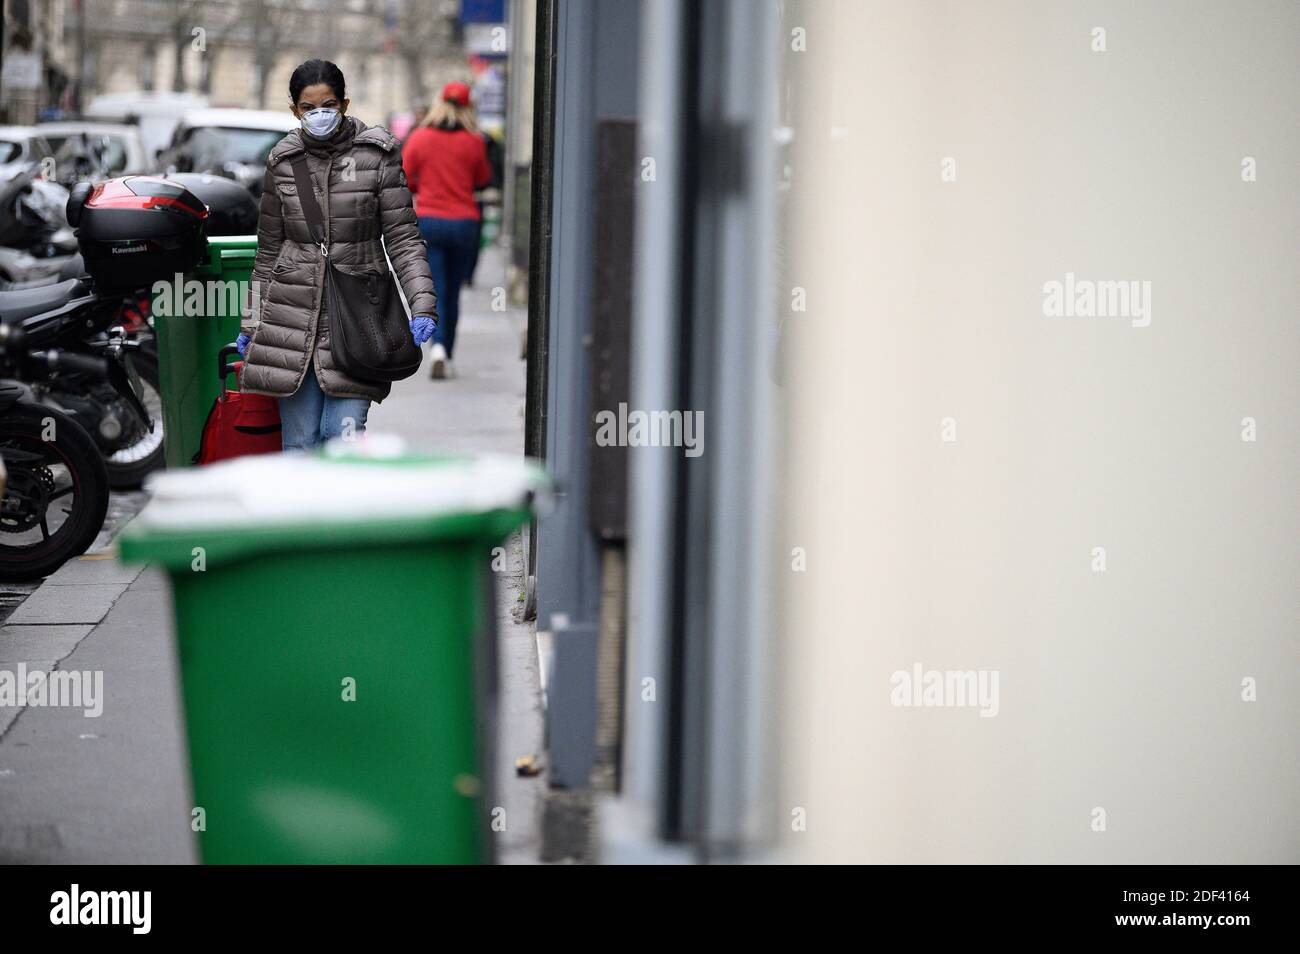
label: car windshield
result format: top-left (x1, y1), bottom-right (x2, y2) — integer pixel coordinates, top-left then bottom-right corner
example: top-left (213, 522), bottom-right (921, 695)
top-left (187, 126), bottom-right (286, 167)
top-left (47, 134), bottom-right (132, 173)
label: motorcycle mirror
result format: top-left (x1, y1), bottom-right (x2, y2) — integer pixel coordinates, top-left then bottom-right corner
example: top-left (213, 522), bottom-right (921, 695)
top-left (66, 181), bottom-right (93, 227)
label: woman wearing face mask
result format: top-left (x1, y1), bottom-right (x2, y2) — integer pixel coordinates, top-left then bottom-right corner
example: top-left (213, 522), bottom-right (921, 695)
top-left (236, 58), bottom-right (437, 451)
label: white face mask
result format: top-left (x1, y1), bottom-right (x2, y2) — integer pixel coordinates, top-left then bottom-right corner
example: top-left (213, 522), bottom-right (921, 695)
top-left (301, 106), bottom-right (342, 139)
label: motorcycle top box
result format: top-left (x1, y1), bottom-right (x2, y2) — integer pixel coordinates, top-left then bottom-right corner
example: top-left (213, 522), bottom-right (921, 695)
top-left (67, 177), bottom-right (209, 293)
top-left (162, 173), bottom-right (259, 236)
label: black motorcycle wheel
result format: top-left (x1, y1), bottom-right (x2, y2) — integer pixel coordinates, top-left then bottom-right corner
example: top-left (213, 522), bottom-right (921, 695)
top-left (104, 346), bottom-right (164, 490)
top-left (0, 404), bottom-right (110, 581)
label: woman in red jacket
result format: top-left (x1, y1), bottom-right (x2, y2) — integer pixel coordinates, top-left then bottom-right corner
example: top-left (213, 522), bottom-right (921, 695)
top-left (402, 82), bottom-right (492, 379)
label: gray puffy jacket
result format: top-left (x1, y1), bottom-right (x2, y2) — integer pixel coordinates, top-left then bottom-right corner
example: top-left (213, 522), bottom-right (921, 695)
top-left (239, 114), bottom-right (437, 403)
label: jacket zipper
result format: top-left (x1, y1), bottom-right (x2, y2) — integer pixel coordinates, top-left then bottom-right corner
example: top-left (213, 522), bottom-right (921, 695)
top-left (317, 155), bottom-right (335, 385)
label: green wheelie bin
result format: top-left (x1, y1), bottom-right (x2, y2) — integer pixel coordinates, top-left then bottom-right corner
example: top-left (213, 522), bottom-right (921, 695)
top-left (153, 235), bottom-right (258, 469)
top-left (119, 446), bottom-right (549, 864)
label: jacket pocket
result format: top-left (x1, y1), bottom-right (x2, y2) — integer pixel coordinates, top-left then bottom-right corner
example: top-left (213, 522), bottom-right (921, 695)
top-left (263, 259), bottom-right (292, 304)
top-left (332, 261), bottom-right (387, 277)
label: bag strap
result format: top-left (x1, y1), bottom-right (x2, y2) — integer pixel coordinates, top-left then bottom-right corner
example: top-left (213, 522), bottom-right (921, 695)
top-left (290, 157), bottom-right (328, 254)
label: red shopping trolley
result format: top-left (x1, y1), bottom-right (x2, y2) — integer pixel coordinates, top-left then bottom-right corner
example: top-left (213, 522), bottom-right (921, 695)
top-left (193, 344), bottom-right (282, 464)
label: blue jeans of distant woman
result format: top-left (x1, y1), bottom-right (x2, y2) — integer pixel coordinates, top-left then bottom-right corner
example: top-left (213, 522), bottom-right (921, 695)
top-left (278, 358), bottom-right (370, 452)
top-left (418, 217), bottom-right (479, 359)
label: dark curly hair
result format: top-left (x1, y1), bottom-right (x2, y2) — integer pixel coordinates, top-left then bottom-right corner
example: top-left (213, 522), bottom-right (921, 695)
top-left (289, 59), bottom-right (346, 105)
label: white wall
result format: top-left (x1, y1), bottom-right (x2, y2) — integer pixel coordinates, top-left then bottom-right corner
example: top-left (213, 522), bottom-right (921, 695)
top-left (779, 0), bottom-right (1298, 863)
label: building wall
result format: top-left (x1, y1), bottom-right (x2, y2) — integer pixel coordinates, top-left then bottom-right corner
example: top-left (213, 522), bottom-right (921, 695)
top-left (2, 0), bottom-right (75, 123)
top-left (72, 1), bottom-right (465, 122)
top-left (779, 0), bottom-right (1299, 864)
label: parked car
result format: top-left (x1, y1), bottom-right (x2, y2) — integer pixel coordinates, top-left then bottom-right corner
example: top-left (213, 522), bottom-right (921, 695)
top-left (0, 126), bottom-right (56, 178)
top-left (156, 108), bottom-right (298, 197)
top-left (35, 121), bottom-right (151, 185)
top-left (83, 90), bottom-right (209, 162)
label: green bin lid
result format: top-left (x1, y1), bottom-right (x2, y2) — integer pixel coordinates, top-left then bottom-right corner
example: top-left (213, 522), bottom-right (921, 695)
top-left (119, 440), bottom-right (550, 569)
top-left (194, 235), bottom-right (259, 274)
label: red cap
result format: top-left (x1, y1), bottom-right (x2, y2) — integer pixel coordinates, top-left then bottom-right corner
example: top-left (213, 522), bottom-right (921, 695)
top-left (441, 82), bottom-right (471, 107)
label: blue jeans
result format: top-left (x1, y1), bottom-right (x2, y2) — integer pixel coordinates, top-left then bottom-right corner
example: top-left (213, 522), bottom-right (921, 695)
top-left (277, 359), bottom-right (370, 452)
top-left (418, 216), bottom-right (479, 359)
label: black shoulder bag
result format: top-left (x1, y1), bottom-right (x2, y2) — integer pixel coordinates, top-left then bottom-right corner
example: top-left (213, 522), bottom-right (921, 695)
top-left (291, 157), bottom-right (422, 383)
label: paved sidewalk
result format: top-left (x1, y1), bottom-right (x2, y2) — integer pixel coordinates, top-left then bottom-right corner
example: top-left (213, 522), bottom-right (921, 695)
top-left (0, 245), bottom-right (543, 863)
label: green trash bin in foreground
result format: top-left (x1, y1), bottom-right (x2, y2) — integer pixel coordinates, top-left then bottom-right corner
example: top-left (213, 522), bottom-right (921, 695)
top-left (119, 447), bottom-right (549, 864)
top-left (154, 235), bottom-right (258, 469)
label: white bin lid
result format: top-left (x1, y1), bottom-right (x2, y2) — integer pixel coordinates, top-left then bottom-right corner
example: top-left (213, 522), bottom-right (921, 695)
top-left (131, 437), bottom-right (549, 532)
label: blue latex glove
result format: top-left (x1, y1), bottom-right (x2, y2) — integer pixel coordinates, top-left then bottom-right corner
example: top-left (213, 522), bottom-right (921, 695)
top-left (235, 332), bottom-right (250, 357)
top-left (410, 315), bottom-right (436, 346)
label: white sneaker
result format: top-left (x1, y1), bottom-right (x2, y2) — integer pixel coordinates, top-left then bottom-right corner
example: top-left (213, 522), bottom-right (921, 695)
top-left (430, 343), bottom-right (448, 379)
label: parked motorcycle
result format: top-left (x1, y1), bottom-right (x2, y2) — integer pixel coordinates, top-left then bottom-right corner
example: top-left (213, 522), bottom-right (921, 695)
top-left (0, 269), bottom-right (163, 489)
top-left (0, 174), bottom-right (222, 494)
top-left (0, 174), bottom-right (217, 491)
top-left (0, 324), bottom-right (110, 581)
top-left (0, 169), bottom-right (80, 290)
